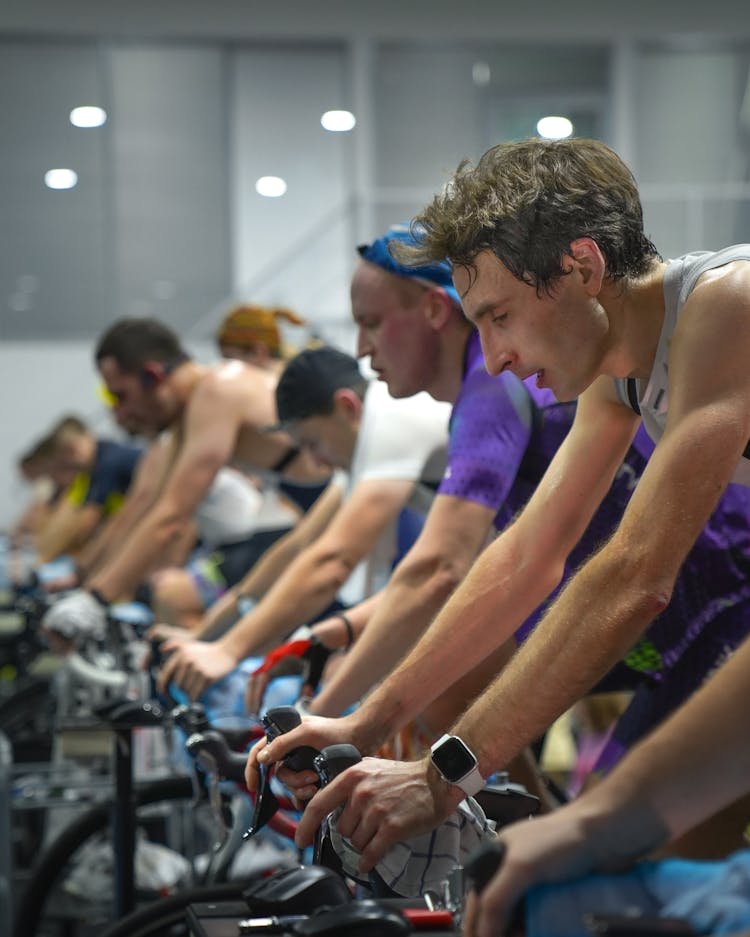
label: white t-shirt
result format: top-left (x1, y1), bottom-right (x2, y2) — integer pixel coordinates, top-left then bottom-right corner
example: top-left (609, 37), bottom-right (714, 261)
top-left (336, 380), bottom-right (451, 606)
top-left (194, 467), bottom-right (297, 548)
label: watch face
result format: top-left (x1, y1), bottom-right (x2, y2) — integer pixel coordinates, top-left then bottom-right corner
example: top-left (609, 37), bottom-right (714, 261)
top-left (432, 736), bottom-right (476, 781)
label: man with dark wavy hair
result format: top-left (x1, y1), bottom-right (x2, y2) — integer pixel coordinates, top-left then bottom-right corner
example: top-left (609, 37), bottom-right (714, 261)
top-left (260, 138), bottom-right (750, 929)
top-left (405, 138), bottom-right (660, 295)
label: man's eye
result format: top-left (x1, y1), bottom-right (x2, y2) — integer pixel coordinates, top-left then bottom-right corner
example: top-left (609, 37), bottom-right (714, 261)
top-left (492, 312), bottom-right (508, 324)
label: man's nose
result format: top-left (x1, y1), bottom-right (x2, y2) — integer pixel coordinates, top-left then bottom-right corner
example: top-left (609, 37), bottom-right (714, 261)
top-left (480, 336), bottom-right (512, 377)
top-left (356, 327), bottom-right (372, 359)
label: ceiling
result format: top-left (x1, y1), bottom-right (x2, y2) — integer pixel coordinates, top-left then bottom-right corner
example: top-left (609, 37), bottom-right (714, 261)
top-left (2, 0), bottom-right (750, 44)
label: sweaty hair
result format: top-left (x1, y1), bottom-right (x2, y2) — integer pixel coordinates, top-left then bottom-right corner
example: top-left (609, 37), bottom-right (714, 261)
top-left (217, 304), bottom-right (305, 359)
top-left (95, 318), bottom-right (189, 373)
top-left (393, 138), bottom-right (660, 295)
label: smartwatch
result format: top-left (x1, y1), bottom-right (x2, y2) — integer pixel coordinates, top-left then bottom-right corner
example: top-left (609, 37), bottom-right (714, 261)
top-left (430, 734), bottom-right (486, 797)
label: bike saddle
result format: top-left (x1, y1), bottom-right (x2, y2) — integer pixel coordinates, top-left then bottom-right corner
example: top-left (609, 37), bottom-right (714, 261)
top-left (243, 865), bottom-right (352, 915)
top-left (185, 730), bottom-right (249, 784)
top-left (292, 900), bottom-right (412, 936)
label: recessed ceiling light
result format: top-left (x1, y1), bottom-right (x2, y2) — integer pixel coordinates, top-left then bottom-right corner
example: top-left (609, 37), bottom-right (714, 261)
top-left (536, 116), bottom-right (574, 140)
top-left (17, 274), bottom-right (39, 293)
top-left (321, 110), bottom-right (356, 132)
top-left (44, 168), bottom-right (78, 190)
top-left (472, 62), bottom-right (491, 86)
top-left (255, 176), bottom-right (287, 198)
top-left (9, 292), bottom-right (32, 313)
top-left (70, 106), bottom-right (107, 128)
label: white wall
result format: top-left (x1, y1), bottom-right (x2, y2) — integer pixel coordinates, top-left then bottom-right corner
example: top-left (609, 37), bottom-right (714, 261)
top-left (229, 46), bottom-right (355, 340)
top-left (0, 342), bottom-right (107, 531)
top-left (0, 339), bottom-right (218, 532)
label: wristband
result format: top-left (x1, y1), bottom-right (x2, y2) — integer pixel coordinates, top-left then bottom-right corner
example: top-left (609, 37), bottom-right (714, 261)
top-left (337, 612), bottom-right (354, 650)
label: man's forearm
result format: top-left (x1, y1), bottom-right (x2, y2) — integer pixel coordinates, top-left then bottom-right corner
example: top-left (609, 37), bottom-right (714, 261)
top-left (549, 638), bottom-right (750, 876)
top-left (583, 631), bottom-right (750, 857)
top-left (235, 529), bottom-right (305, 601)
top-left (310, 593), bottom-right (380, 649)
top-left (89, 510), bottom-right (187, 601)
top-left (218, 548), bottom-right (352, 661)
top-left (192, 587), bottom-right (241, 640)
top-left (311, 556), bottom-right (464, 717)
top-left (79, 495), bottom-right (149, 579)
top-left (348, 530), bottom-right (563, 752)
top-left (455, 543), bottom-right (669, 778)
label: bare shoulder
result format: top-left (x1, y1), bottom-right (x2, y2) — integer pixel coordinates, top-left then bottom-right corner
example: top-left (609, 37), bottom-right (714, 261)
top-left (192, 361), bottom-right (261, 409)
top-left (191, 360), bottom-right (278, 431)
top-left (668, 259), bottom-right (750, 426)
top-left (679, 258), bottom-right (750, 340)
top-left (198, 360), bottom-right (258, 398)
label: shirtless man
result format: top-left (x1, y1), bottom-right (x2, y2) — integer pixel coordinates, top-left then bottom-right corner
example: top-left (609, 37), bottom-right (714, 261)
top-left (257, 140), bottom-right (750, 877)
top-left (155, 344), bottom-right (451, 700)
top-left (42, 316), bottom-right (328, 642)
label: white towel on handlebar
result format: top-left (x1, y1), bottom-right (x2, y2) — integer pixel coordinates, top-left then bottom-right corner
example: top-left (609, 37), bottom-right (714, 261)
top-left (329, 795), bottom-right (495, 897)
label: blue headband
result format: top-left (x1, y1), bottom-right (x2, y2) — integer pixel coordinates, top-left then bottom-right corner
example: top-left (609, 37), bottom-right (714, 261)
top-left (357, 224), bottom-right (460, 305)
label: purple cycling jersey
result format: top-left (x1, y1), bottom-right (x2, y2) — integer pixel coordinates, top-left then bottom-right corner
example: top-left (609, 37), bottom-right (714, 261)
top-left (439, 331), bottom-right (750, 773)
top-left (438, 331), bottom-right (572, 530)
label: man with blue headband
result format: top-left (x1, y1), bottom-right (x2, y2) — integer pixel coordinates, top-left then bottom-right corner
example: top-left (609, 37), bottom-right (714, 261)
top-left (248, 225), bottom-right (750, 877)
top-left (243, 224), bottom-right (571, 734)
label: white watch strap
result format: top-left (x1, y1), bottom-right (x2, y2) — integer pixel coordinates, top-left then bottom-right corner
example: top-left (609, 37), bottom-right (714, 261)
top-left (457, 763), bottom-right (486, 798)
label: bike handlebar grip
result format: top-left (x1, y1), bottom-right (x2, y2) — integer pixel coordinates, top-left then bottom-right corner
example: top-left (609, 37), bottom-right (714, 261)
top-left (185, 729), bottom-right (229, 759)
top-left (108, 699), bottom-right (165, 728)
top-left (185, 729), bottom-right (249, 782)
top-left (464, 839), bottom-right (507, 894)
top-left (262, 705), bottom-right (317, 773)
top-left (262, 705), bottom-right (302, 740)
top-left (171, 702), bottom-right (211, 734)
top-left (313, 743), bottom-right (361, 787)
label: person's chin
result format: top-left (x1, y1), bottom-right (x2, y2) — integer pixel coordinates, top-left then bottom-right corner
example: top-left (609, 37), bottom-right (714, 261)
top-left (383, 377), bottom-right (417, 399)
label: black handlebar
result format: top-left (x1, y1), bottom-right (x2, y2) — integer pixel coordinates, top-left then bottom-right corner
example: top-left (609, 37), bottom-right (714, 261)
top-left (185, 729), bottom-right (250, 785)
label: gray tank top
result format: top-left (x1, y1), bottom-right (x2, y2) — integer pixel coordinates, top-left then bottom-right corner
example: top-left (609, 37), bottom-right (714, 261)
top-left (614, 244), bottom-right (750, 487)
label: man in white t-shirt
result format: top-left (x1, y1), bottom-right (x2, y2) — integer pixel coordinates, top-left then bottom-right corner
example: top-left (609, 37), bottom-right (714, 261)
top-left (157, 346), bottom-right (450, 699)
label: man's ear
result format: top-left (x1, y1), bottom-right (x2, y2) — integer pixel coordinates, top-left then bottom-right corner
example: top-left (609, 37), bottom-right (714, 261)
top-left (332, 387), bottom-right (363, 420)
top-left (141, 362), bottom-right (166, 388)
top-left (568, 238), bottom-right (606, 295)
top-left (423, 288), bottom-right (454, 331)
